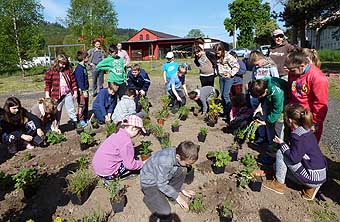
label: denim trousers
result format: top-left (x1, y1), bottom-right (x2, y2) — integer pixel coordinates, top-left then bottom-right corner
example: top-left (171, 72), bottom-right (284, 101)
top-left (57, 93), bottom-right (77, 122)
top-left (92, 69), bottom-right (104, 94)
top-left (219, 77), bottom-right (233, 116)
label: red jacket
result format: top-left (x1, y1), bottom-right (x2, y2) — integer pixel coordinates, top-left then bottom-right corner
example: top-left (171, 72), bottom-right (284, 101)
top-left (288, 64), bottom-right (328, 124)
top-left (44, 68), bottom-right (77, 101)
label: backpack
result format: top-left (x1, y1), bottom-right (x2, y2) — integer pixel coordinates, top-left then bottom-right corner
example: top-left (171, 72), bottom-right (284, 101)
top-left (205, 50), bottom-right (219, 76)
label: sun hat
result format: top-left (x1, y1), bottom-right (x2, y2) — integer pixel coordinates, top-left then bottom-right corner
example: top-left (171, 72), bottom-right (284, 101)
top-left (272, 29), bottom-right (284, 37)
top-left (166, 51), bottom-right (174, 59)
top-left (123, 115), bottom-right (146, 133)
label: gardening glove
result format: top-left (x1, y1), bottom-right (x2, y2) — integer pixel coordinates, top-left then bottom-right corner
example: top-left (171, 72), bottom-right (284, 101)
top-left (181, 189), bottom-right (195, 199)
top-left (176, 195), bottom-right (189, 210)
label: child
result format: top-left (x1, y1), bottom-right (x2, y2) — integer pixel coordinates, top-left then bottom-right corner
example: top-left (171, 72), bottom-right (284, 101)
top-left (88, 40), bottom-right (105, 97)
top-left (286, 50), bottom-right (328, 142)
top-left (229, 51), bottom-right (247, 97)
top-left (30, 98), bottom-right (60, 134)
top-left (228, 93), bottom-right (253, 131)
top-left (92, 82), bottom-right (119, 124)
top-left (193, 45), bottom-right (215, 87)
top-left (168, 65), bottom-right (189, 110)
top-left (92, 115), bottom-right (145, 180)
top-left (96, 44), bottom-right (126, 99)
top-left (188, 86), bottom-right (219, 115)
top-left (302, 48), bottom-right (321, 68)
top-left (163, 52), bottom-right (179, 94)
top-left (249, 51), bottom-right (279, 81)
top-left (127, 63), bottom-right (151, 112)
top-left (140, 141), bottom-right (199, 221)
top-left (1, 97), bottom-right (43, 153)
top-left (263, 104), bottom-right (327, 201)
top-left (111, 88), bottom-right (137, 123)
top-left (44, 54), bottom-right (78, 127)
top-left (74, 50), bottom-right (89, 127)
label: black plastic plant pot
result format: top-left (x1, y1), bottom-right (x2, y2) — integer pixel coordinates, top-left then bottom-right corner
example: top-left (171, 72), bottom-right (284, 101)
top-left (249, 177), bottom-right (262, 192)
top-left (179, 115), bottom-right (187, 121)
top-left (228, 150), bottom-right (238, 162)
top-left (206, 154), bottom-right (216, 162)
top-left (197, 134), bottom-right (207, 143)
top-left (207, 121), bottom-right (215, 127)
top-left (80, 142), bottom-right (89, 151)
top-left (70, 185), bottom-right (94, 205)
top-left (111, 195), bottom-right (127, 213)
top-left (171, 126), bottom-right (179, 132)
top-left (33, 135), bottom-right (44, 146)
top-left (184, 166), bottom-right (195, 184)
top-left (211, 164), bottom-right (225, 174)
top-left (219, 213), bottom-right (233, 222)
top-left (23, 185), bottom-right (37, 199)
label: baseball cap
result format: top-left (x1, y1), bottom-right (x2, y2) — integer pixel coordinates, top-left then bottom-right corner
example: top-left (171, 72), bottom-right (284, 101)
top-left (124, 115), bottom-right (146, 133)
top-left (166, 51), bottom-right (174, 59)
top-left (272, 29), bottom-right (284, 37)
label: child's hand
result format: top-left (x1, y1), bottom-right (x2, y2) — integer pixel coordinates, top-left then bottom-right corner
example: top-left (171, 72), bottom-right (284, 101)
top-left (83, 91), bottom-right (88, 98)
top-left (37, 129), bottom-right (44, 137)
top-left (73, 91), bottom-right (78, 99)
top-left (181, 189), bottom-right (195, 198)
top-left (255, 119), bottom-right (266, 125)
top-left (273, 136), bottom-right (284, 144)
top-left (105, 115), bottom-right (111, 123)
top-left (55, 128), bottom-right (61, 134)
top-left (176, 195), bottom-right (189, 210)
top-left (139, 90), bottom-right (146, 96)
top-left (21, 134), bottom-right (33, 141)
top-left (176, 96), bottom-right (182, 102)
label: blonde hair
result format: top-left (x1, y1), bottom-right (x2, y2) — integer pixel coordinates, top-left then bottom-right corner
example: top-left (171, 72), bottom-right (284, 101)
top-left (38, 98), bottom-right (57, 114)
top-left (248, 51), bottom-right (265, 65)
top-left (284, 104), bottom-right (313, 129)
top-left (52, 54), bottom-right (70, 71)
top-left (302, 48), bottom-right (321, 68)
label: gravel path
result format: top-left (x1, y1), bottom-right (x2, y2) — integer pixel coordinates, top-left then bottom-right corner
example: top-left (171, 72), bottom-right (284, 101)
top-left (322, 98), bottom-right (340, 153)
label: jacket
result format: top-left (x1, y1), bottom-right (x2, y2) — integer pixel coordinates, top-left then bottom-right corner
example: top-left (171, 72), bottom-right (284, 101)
top-left (74, 63), bottom-right (89, 91)
top-left (217, 52), bottom-right (240, 78)
top-left (92, 88), bottom-right (117, 116)
top-left (111, 95), bottom-right (136, 123)
top-left (268, 41), bottom-right (295, 76)
top-left (127, 69), bottom-right (151, 92)
top-left (96, 55), bottom-right (126, 84)
top-left (251, 57), bottom-right (279, 80)
top-left (194, 53), bottom-right (214, 75)
top-left (44, 68), bottom-right (77, 100)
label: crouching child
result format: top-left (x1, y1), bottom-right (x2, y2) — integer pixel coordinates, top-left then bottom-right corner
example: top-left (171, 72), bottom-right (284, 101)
top-left (188, 86), bottom-right (219, 116)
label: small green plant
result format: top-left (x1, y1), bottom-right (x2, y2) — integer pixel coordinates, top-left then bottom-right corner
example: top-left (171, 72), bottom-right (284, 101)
top-left (77, 155), bottom-right (89, 170)
top-left (79, 131), bottom-right (94, 144)
top-left (139, 96), bottom-right (151, 113)
top-left (105, 122), bottom-right (117, 137)
top-left (102, 179), bottom-right (127, 202)
top-left (141, 140), bottom-right (152, 155)
top-left (12, 168), bottom-right (38, 190)
top-left (207, 151), bottom-right (216, 159)
top-left (236, 120), bottom-right (260, 142)
top-left (159, 132), bottom-right (171, 148)
top-left (236, 169), bottom-right (254, 188)
top-left (207, 98), bottom-right (223, 121)
top-left (46, 131), bottom-right (66, 145)
top-left (66, 169), bottom-right (97, 196)
top-left (218, 200), bottom-right (232, 217)
top-left (143, 116), bottom-right (151, 129)
top-left (54, 217), bottom-right (63, 222)
top-left (171, 120), bottom-right (180, 128)
top-left (189, 194), bottom-right (205, 213)
top-left (67, 211), bottom-right (110, 222)
top-left (312, 205), bottom-right (337, 222)
top-left (156, 107), bottom-right (169, 120)
top-left (199, 127), bottom-right (208, 136)
top-left (22, 152), bottom-right (33, 162)
top-left (160, 95), bottom-right (171, 108)
top-left (178, 105), bottom-right (190, 119)
top-left (241, 153), bottom-right (258, 171)
top-left (150, 124), bottom-right (165, 137)
top-left (213, 151), bottom-right (232, 167)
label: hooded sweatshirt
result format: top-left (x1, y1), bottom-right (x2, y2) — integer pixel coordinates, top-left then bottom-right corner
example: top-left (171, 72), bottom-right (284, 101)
top-left (96, 55), bottom-right (126, 84)
top-left (268, 41), bottom-right (295, 77)
top-left (251, 57), bottom-right (279, 80)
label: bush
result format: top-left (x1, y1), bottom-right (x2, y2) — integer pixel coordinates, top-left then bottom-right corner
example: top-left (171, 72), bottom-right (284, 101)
top-left (12, 168), bottom-right (38, 190)
top-left (318, 49), bottom-right (340, 62)
top-left (66, 169), bottom-right (97, 195)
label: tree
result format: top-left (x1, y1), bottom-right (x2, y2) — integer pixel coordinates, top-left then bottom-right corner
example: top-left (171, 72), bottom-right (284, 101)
top-left (255, 19), bottom-right (279, 45)
top-left (66, 0), bottom-right (118, 47)
top-left (0, 0), bottom-right (43, 75)
top-left (224, 0), bottom-right (273, 48)
top-left (186, 29), bottom-right (205, 38)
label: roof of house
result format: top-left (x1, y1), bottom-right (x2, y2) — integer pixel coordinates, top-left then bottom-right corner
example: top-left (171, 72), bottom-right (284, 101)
top-left (144, 28), bottom-right (180, 39)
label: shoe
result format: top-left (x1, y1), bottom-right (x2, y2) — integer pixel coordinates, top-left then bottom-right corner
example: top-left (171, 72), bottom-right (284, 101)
top-left (79, 120), bottom-right (88, 127)
top-left (263, 178), bottom-right (286, 194)
top-left (302, 186), bottom-right (320, 201)
top-left (68, 120), bottom-right (77, 129)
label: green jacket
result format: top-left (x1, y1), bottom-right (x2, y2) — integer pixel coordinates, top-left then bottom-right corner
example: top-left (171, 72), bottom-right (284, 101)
top-left (96, 55), bottom-right (126, 84)
top-left (262, 77), bottom-right (287, 124)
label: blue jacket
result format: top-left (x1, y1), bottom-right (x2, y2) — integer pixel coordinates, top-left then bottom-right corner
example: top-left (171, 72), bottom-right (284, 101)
top-left (74, 63), bottom-right (89, 91)
top-left (127, 69), bottom-right (151, 92)
top-left (92, 88), bottom-right (117, 115)
top-left (233, 59), bottom-right (247, 85)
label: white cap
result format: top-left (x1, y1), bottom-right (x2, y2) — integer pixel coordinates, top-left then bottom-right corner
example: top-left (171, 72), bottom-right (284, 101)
top-left (166, 51), bottom-right (174, 59)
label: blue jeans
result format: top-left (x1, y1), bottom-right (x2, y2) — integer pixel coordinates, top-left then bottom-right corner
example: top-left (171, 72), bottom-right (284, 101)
top-left (219, 77), bottom-right (233, 117)
top-left (93, 108), bottom-right (105, 124)
top-left (92, 69), bottom-right (104, 94)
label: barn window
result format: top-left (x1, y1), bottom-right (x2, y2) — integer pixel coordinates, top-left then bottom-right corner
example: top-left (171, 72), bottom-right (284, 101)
top-left (146, 34), bottom-right (150, 40)
top-left (139, 34), bottom-right (143, 40)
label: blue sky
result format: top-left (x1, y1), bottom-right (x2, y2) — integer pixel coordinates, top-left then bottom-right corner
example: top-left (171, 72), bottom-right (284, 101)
top-left (41, 0), bottom-right (284, 43)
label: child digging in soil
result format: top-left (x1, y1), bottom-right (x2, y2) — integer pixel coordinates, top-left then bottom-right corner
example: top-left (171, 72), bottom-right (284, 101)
top-left (168, 64), bottom-right (189, 112)
top-left (263, 104), bottom-right (327, 201)
top-left (188, 86), bottom-right (219, 117)
top-left (92, 115), bottom-right (145, 180)
top-left (227, 93), bottom-right (253, 133)
top-left (111, 88), bottom-right (138, 123)
top-left (140, 140), bottom-right (199, 222)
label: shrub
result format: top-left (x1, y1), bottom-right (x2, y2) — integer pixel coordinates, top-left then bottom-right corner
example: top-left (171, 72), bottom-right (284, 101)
top-left (149, 124), bottom-right (165, 137)
top-left (160, 95), bottom-right (171, 108)
top-left (178, 106), bottom-right (190, 118)
top-left (241, 153), bottom-right (258, 171)
top-left (105, 122), bottom-right (117, 137)
top-left (318, 49), bottom-right (340, 62)
top-left (66, 169), bottom-right (97, 196)
top-left (12, 168), bottom-right (38, 190)
top-left (208, 98), bottom-right (222, 121)
top-left (46, 131), bottom-right (66, 145)
top-left (138, 96), bottom-right (151, 113)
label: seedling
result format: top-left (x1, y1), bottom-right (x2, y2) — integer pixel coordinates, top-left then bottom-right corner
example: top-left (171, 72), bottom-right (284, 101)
top-left (46, 131), bottom-right (66, 145)
top-left (77, 155), bottom-right (89, 170)
top-left (207, 98), bottom-right (222, 123)
top-left (105, 122), bottom-right (117, 137)
top-left (80, 131), bottom-right (94, 144)
top-left (236, 120), bottom-right (260, 143)
top-left (178, 106), bottom-right (190, 120)
top-left (217, 200), bottom-right (233, 220)
top-left (150, 124), bottom-right (165, 137)
top-left (189, 194), bottom-right (205, 213)
top-left (160, 95), bottom-right (171, 108)
top-left (236, 168), bottom-right (254, 188)
top-left (156, 107), bottom-right (169, 120)
top-left (22, 152), bottom-right (33, 162)
top-left (213, 151), bottom-right (232, 167)
top-left (141, 140), bottom-right (152, 156)
top-left (159, 132), bottom-right (171, 148)
top-left (241, 153), bottom-right (258, 171)
top-left (171, 120), bottom-right (180, 128)
top-left (66, 169), bottom-right (97, 196)
top-left (12, 168), bottom-right (38, 190)
top-left (103, 179), bottom-right (128, 202)
top-left (139, 96), bottom-right (151, 113)
top-left (198, 127), bottom-right (208, 136)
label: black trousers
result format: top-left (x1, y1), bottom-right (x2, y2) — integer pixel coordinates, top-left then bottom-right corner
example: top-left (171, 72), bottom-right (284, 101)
top-left (199, 75), bottom-right (215, 87)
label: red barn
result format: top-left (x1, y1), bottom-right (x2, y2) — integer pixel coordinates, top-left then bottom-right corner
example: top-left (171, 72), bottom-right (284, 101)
top-left (121, 28), bottom-right (204, 60)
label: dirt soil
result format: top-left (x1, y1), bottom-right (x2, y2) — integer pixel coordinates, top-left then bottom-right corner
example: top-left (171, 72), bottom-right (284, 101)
top-left (0, 75), bottom-right (340, 222)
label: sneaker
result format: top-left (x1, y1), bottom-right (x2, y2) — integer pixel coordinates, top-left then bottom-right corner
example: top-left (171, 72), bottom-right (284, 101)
top-left (262, 178), bottom-right (286, 194)
top-left (79, 120), bottom-right (88, 127)
top-left (302, 186), bottom-right (320, 201)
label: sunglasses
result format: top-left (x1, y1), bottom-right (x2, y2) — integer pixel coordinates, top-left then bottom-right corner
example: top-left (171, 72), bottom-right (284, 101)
top-left (274, 34), bottom-right (284, 38)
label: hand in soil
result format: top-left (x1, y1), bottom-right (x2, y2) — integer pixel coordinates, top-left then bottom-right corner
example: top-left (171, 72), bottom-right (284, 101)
top-left (273, 135), bottom-right (284, 144)
top-left (181, 189), bottom-right (195, 199)
top-left (176, 195), bottom-right (189, 209)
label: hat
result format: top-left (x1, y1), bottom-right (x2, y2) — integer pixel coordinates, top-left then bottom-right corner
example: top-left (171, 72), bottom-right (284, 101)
top-left (166, 51), bottom-right (174, 59)
top-left (272, 29), bottom-right (284, 37)
top-left (124, 115), bottom-right (146, 133)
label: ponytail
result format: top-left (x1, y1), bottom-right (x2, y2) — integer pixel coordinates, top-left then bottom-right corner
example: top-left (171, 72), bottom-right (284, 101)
top-left (284, 104), bottom-right (313, 129)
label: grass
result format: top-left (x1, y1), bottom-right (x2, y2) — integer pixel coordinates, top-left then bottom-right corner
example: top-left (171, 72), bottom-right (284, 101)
top-left (312, 207), bottom-right (337, 222)
top-left (328, 77), bottom-right (340, 99)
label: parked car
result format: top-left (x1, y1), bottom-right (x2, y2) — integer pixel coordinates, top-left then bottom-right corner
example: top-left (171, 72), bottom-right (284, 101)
top-left (16, 60), bottom-right (34, 69)
top-left (229, 48), bottom-right (250, 57)
top-left (260, 45), bottom-right (271, 56)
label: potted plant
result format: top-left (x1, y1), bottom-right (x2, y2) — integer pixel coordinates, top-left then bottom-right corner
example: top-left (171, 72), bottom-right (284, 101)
top-left (178, 106), bottom-right (190, 121)
top-left (77, 155), bottom-right (89, 170)
top-left (228, 142), bottom-right (239, 162)
top-left (211, 151), bottom-right (232, 174)
top-left (171, 120), bottom-right (180, 132)
top-left (138, 96), bottom-right (151, 114)
top-left (159, 132), bottom-right (171, 148)
top-left (12, 168), bottom-right (39, 199)
top-left (45, 131), bottom-right (66, 145)
top-left (217, 201), bottom-right (233, 222)
top-left (160, 95), bottom-right (171, 108)
top-left (236, 168), bottom-right (254, 188)
top-left (105, 122), bottom-right (117, 137)
top-left (79, 131), bottom-right (94, 150)
top-left (156, 108), bottom-right (168, 125)
top-left (249, 176), bottom-right (262, 192)
top-left (150, 124), bottom-right (164, 138)
top-left (207, 98), bottom-right (222, 127)
top-left (197, 127), bottom-right (208, 143)
top-left (142, 116), bottom-right (152, 136)
top-left (103, 179), bottom-right (128, 213)
top-left (193, 104), bottom-right (200, 116)
top-left (189, 194), bottom-right (205, 214)
top-left (141, 140), bottom-right (152, 161)
top-left (66, 169), bottom-right (97, 205)
top-left (206, 151), bottom-right (216, 161)
top-left (184, 166), bottom-right (195, 185)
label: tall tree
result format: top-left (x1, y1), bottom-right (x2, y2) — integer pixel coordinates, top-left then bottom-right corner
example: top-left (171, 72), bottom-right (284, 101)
top-left (186, 29), bottom-right (205, 38)
top-left (224, 0), bottom-right (273, 48)
top-left (0, 0), bottom-right (43, 75)
top-left (66, 0), bottom-right (118, 46)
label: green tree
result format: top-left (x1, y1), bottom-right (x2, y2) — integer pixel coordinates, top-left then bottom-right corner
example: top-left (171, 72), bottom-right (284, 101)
top-left (255, 19), bottom-right (279, 45)
top-left (224, 0), bottom-right (272, 48)
top-left (186, 29), bottom-right (205, 38)
top-left (66, 0), bottom-right (118, 47)
top-left (0, 0), bottom-right (43, 75)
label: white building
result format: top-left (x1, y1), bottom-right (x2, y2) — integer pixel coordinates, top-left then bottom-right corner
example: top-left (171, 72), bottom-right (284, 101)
top-left (307, 26), bottom-right (340, 49)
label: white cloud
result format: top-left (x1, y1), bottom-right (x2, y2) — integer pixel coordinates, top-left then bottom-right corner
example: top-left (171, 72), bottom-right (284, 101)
top-left (41, 0), bottom-right (68, 22)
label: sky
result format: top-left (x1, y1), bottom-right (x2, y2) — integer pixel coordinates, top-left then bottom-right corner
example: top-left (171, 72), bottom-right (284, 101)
top-left (41, 0), bottom-right (284, 43)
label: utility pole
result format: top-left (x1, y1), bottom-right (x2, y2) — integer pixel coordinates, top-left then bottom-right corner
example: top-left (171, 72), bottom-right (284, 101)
top-left (233, 24), bottom-right (237, 48)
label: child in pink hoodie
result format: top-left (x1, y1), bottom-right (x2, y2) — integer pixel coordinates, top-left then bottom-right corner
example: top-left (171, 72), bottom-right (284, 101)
top-left (92, 115), bottom-right (145, 180)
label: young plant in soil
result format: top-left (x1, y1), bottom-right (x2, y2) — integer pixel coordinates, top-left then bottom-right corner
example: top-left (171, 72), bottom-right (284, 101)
top-left (138, 96), bottom-right (151, 114)
top-left (207, 98), bottom-right (222, 127)
top-left (77, 155), bottom-right (89, 170)
top-left (159, 132), bottom-right (171, 148)
top-left (197, 127), bottom-right (208, 142)
top-left (211, 151), bottom-right (232, 174)
top-left (236, 120), bottom-right (261, 144)
top-left (156, 108), bottom-right (169, 125)
top-left (189, 194), bottom-right (205, 214)
top-left (171, 120), bottom-right (180, 132)
top-left (160, 95), bottom-right (171, 108)
top-left (141, 140), bottom-right (152, 161)
top-left (79, 131), bottom-right (95, 150)
top-left (178, 105), bottom-right (190, 121)
top-left (228, 142), bottom-right (239, 161)
top-left (143, 116), bottom-right (152, 135)
top-left (66, 169), bottom-right (97, 205)
top-left (12, 168), bottom-right (39, 198)
top-left (217, 200), bottom-right (233, 222)
top-left (103, 179), bottom-right (128, 213)
top-left (21, 152), bottom-right (34, 162)
top-left (150, 124), bottom-right (165, 138)
top-left (45, 131), bottom-right (66, 145)
top-left (236, 168), bottom-right (254, 188)
top-left (105, 122), bottom-right (117, 137)
top-left (241, 153), bottom-right (258, 172)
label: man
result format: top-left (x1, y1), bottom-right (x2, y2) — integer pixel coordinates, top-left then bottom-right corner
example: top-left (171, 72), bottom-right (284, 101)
top-left (88, 40), bottom-right (106, 97)
top-left (117, 43), bottom-right (130, 71)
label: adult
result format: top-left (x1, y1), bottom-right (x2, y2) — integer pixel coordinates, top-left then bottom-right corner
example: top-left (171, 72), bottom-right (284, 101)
top-left (268, 29), bottom-right (295, 81)
top-left (286, 50), bottom-right (328, 142)
top-left (88, 40), bottom-right (106, 97)
top-left (193, 45), bottom-right (215, 87)
top-left (117, 43), bottom-right (130, 71)
top-left (213, 43), bottom-right (240, 121)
